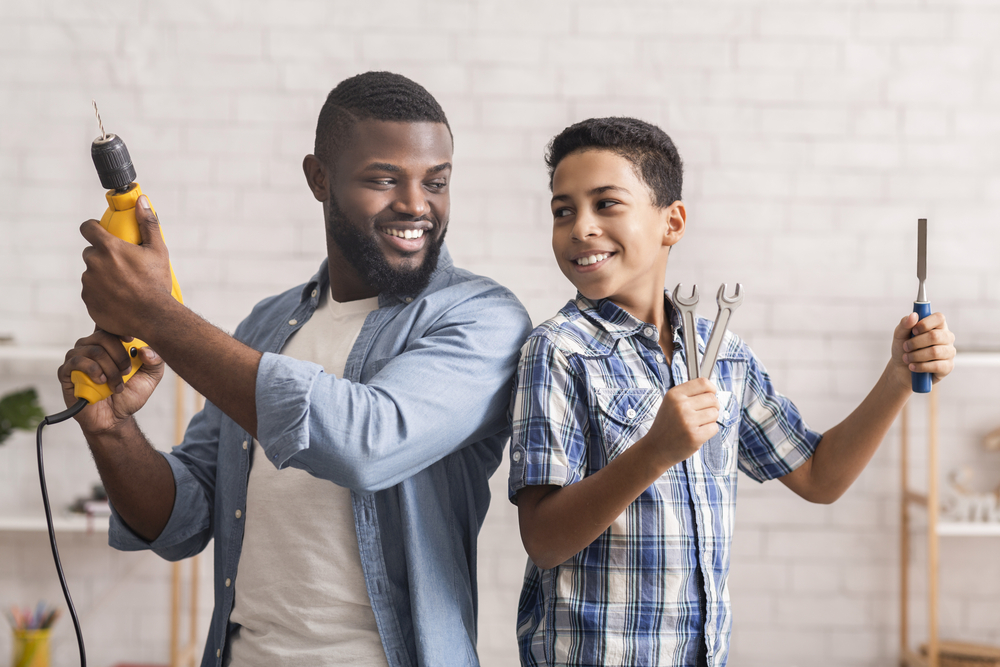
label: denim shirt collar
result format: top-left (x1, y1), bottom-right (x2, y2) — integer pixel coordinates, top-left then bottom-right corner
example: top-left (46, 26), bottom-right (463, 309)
top-left (297, 245), bottom-right (456, 309)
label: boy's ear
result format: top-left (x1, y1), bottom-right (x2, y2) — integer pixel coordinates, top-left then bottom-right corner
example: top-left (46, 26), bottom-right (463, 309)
top-left (662, 201), bottom-right (686, 247)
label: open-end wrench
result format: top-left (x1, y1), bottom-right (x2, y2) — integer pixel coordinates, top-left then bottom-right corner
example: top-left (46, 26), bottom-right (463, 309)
top-left (700, 283), bottom-right (744, 381)
top-left (672, 283), bottom-right (701, 381)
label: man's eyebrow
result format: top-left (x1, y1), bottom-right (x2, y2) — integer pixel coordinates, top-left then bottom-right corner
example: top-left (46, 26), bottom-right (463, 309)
top-left (364, 162), bottom-right (402, 173)
top-left (551, 185), bottom-right (631, 204)
top-left (427, 162), bottom-right (451, 174)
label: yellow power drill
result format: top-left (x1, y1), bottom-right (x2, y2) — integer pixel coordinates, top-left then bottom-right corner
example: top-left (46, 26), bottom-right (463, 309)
top-left (71, 104), bottom-right (184, 403)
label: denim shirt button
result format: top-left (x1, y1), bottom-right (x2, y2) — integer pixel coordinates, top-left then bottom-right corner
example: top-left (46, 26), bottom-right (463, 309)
top-left (225, 578), bottom-right (231, 587)
top-left (242, 440), bottom-right (248, 450)
top-left (311, 289), bottom-right (318, 298)
top-left (405, 296), bottom-right (413, 303)
top-left (289, 319), bottom-right (298, 326)
top-left (512, 450), bottom-right (521, 462)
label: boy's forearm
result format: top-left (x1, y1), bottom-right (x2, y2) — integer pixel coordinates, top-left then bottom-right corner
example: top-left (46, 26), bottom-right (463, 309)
top-left (517, 436), bottom-right (678, 569)
top-left (781, 361), bottom-right (911, 503)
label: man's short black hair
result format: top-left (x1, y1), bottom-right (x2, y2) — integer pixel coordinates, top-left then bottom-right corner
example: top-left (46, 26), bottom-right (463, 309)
top-left (545, 117), bottom-right (683, 208)
top-left (314, 71), bottom-right (451, 165)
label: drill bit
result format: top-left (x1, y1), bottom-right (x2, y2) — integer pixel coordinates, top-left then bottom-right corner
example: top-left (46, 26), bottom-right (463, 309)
top-left (92, 99), bottom-right (106, 141)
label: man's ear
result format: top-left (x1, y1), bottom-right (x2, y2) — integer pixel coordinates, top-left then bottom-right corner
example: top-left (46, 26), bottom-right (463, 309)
top-left (303, 154), bottom-right (330, 202)
top-left (662, 200), bottom-right (686, 247)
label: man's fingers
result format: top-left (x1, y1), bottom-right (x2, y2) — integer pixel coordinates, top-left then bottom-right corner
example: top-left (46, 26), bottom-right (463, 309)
top-left (135, 195), bottom-right (164, 248)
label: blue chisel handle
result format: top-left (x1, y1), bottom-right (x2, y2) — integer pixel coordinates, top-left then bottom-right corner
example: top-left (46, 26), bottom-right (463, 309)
top-left (911, 301), bottom-right (932, 393)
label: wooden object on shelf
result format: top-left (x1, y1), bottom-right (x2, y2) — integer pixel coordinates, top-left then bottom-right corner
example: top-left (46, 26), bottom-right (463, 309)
top-left (901, 350), bottom-right (1000, 667)
top-left (920, 641), bottom-right (1000, 667)
top-left (169, 375), bottom-right (204, 667)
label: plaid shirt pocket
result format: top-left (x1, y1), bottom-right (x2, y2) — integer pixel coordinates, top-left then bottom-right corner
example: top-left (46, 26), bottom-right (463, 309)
top-left (703, 390), bottom-right (740, 476)
top-left (594, 387), bottom-right (662, 462)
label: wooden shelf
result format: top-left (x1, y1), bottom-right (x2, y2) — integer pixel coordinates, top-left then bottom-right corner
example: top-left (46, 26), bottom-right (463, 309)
top-left (937, 521), bottom-right (1000, 537)
top-left (954, 351), bottom-right (1000, 368)
top-left (0, 513), bottom-right (109, 533)
top-left (0, 346), bottom-right (68, 362)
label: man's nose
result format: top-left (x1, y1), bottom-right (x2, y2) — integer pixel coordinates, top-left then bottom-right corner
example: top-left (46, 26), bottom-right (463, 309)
top-left (391, 181), bottom-right (428, 218)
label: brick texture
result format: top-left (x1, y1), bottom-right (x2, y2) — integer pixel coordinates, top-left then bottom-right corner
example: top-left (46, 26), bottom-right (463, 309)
top-left (1, 0), bottom-right (999, 665)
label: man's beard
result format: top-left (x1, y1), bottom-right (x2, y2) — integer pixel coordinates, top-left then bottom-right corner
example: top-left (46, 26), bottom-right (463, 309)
top-left (326, 195), bottom-right (446, 298)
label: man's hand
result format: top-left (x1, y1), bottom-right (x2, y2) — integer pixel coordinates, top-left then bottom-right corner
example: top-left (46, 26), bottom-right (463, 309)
top-left (57, 329), bottom-right (165, 435)
top-left (890, 311), bottom-right (956, 390)
top-left (642, 377), bottom-right (720, 472)
top-left (80, 195), bottom-right (174, 340)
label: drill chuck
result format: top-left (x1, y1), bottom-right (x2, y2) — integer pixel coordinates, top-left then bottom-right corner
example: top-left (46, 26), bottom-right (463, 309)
top-left (92, 133), bottom-right (136, 192)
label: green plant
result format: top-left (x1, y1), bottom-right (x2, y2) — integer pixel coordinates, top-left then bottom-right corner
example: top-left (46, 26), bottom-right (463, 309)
top-left (0, 388), bottom-right (45, 445)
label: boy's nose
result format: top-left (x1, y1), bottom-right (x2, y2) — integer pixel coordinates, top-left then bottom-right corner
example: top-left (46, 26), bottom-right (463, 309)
top-left (571, 212), bottom-right (601, 241)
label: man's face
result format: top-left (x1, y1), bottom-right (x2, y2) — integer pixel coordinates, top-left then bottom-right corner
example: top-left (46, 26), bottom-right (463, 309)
top-left (309, 120), bottom-right (453, 299)
top-left (550, 149), bottom-right (683, 317)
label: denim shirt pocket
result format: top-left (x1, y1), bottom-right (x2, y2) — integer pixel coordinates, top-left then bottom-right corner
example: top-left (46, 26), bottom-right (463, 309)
top-left (594, 387), bottom-right (662, 463)
top-left (702, 390), bottom-right (740, 476)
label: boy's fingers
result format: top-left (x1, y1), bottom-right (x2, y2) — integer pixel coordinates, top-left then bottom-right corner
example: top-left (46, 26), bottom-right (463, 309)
top-left (894, 313), bottom-right (919, 340)
top-left (677, 377), bottom-right (718, 396)
top-left (910, 311), bottom-right (948, 335)
top-left (904, 327), bottom-right (956, 352)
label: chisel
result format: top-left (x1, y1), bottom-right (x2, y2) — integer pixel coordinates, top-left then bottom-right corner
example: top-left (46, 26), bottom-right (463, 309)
top-left (912, 218), bottom-right (932, 393)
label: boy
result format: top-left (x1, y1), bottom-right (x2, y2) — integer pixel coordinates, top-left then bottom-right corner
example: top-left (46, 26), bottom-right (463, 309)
top-left (507, 117), bottom-right (956, 667)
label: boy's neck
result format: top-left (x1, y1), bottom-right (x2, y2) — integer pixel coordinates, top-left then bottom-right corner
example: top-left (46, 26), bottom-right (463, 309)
top-left (606, 283), bottom-right (673, 363)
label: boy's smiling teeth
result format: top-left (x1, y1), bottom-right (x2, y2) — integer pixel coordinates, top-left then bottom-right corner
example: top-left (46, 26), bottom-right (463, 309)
top-left (384, 228), bottom-right (425, 240)
top-left (576, 253), bottom-right (611, 266)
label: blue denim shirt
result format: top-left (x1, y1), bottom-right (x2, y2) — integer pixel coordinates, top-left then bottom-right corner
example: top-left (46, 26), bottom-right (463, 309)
top-left (108, 245), bottom-right (532, 667)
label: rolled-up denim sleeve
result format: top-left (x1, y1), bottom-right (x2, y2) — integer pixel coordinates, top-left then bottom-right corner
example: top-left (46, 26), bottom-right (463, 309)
top-left (108, 400), bottom-right (221, 561)
top-left (255, 290), bottom-right (532, 494)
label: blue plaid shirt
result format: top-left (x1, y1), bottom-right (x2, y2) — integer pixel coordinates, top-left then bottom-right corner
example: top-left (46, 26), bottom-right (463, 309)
top-left (508, 292), bottom-right (822, 667)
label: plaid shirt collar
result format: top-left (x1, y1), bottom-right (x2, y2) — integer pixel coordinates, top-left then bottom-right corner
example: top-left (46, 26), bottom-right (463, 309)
top-left (573, 291), bottom-right (686, 352)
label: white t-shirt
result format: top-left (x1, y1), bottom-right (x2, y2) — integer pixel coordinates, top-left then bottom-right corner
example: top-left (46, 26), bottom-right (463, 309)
top-left (225, 287), bottom-right (387, 667)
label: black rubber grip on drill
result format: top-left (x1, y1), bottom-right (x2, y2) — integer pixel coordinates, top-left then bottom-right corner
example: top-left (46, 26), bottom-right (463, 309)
top-left (92, 134), bottom-right (136, 191)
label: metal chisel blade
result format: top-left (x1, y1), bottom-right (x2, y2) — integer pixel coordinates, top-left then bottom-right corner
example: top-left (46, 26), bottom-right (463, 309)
top-left (917, 218), bottom-right (927, 282)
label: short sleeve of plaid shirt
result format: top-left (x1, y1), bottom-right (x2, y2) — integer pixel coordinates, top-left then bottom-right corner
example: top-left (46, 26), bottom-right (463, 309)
top-left (735, 346), bottom-right (823, 483)
top-left (508, 333), bottom-right (589, 499)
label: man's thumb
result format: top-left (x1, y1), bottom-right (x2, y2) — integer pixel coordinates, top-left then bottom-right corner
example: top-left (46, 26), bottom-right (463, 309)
top-left (136, 195), bottom-right (164, 247)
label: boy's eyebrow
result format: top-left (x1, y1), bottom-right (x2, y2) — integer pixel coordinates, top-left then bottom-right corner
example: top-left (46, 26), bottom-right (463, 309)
top-left (551, 185), bottom-right (632, 204)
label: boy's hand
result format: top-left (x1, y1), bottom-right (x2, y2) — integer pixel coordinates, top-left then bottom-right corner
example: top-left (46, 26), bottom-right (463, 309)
top-left (643, 378), bottom-right (720, 470)
top-left (890, 311), bottom-right (956, 390)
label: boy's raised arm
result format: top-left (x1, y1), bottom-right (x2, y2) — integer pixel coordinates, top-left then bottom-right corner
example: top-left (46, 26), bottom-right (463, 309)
top-left (779, 311), bottom-right (955, 504)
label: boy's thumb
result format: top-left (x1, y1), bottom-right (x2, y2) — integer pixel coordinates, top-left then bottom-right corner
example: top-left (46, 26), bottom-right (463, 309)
top-left (136, 195), bottom-right (164, 248)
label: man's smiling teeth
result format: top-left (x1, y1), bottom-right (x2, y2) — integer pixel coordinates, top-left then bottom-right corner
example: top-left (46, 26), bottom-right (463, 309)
top-left (385, 228), bottom-right (425, 240)
top-left (576, 253), bottom-right (610, 266)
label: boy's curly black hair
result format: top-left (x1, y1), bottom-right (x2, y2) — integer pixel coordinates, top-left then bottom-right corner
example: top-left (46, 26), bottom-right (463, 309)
top-left (545, 117), bottom-right (683, 208)
top-left (314, 71), bottom-right (451, 166)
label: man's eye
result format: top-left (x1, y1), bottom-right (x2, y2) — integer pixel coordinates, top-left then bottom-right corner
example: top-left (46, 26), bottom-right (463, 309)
top-left (372, 179), bottom-right (394, 186)
top-left (426, 180), bottom-right (447, 191)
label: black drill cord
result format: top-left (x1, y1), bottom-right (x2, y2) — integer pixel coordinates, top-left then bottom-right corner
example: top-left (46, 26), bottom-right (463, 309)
top-left (37, 397), bottom-right (89, 667)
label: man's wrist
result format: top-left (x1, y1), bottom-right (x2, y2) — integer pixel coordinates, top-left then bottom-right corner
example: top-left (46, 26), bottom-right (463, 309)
top-left (84, 415), bottom-right (141, 450)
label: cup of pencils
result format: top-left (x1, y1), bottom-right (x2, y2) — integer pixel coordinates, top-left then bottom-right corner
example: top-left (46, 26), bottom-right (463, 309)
top-left (7, 603), bottom-right (59, 667)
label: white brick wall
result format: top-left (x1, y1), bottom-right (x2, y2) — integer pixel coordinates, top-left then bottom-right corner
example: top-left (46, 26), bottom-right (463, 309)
top-left (2, 0), bottom-right (999, 665)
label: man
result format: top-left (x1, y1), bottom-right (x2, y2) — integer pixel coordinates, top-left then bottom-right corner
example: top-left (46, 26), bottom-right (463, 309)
top-left (58, 72), bottom-right (532, 666)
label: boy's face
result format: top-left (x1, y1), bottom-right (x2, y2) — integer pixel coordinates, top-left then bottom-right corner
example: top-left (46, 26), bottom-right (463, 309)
top-left (550, 149), bottom-right (684, 317)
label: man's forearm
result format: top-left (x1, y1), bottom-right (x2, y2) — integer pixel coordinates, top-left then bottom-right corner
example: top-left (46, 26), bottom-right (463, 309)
top-left (87, 417), bottom-right (176, 542)
top-left (141, 297), bottom-right (262, 438)
top-left (783, 362), bottom-right (911, 503)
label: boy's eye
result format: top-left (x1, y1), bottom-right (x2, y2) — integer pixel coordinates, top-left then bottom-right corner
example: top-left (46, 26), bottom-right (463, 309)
top-left (553, 207), bottom-right (573, 218)
top-left (596, 199), bottom-right (618, 210)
